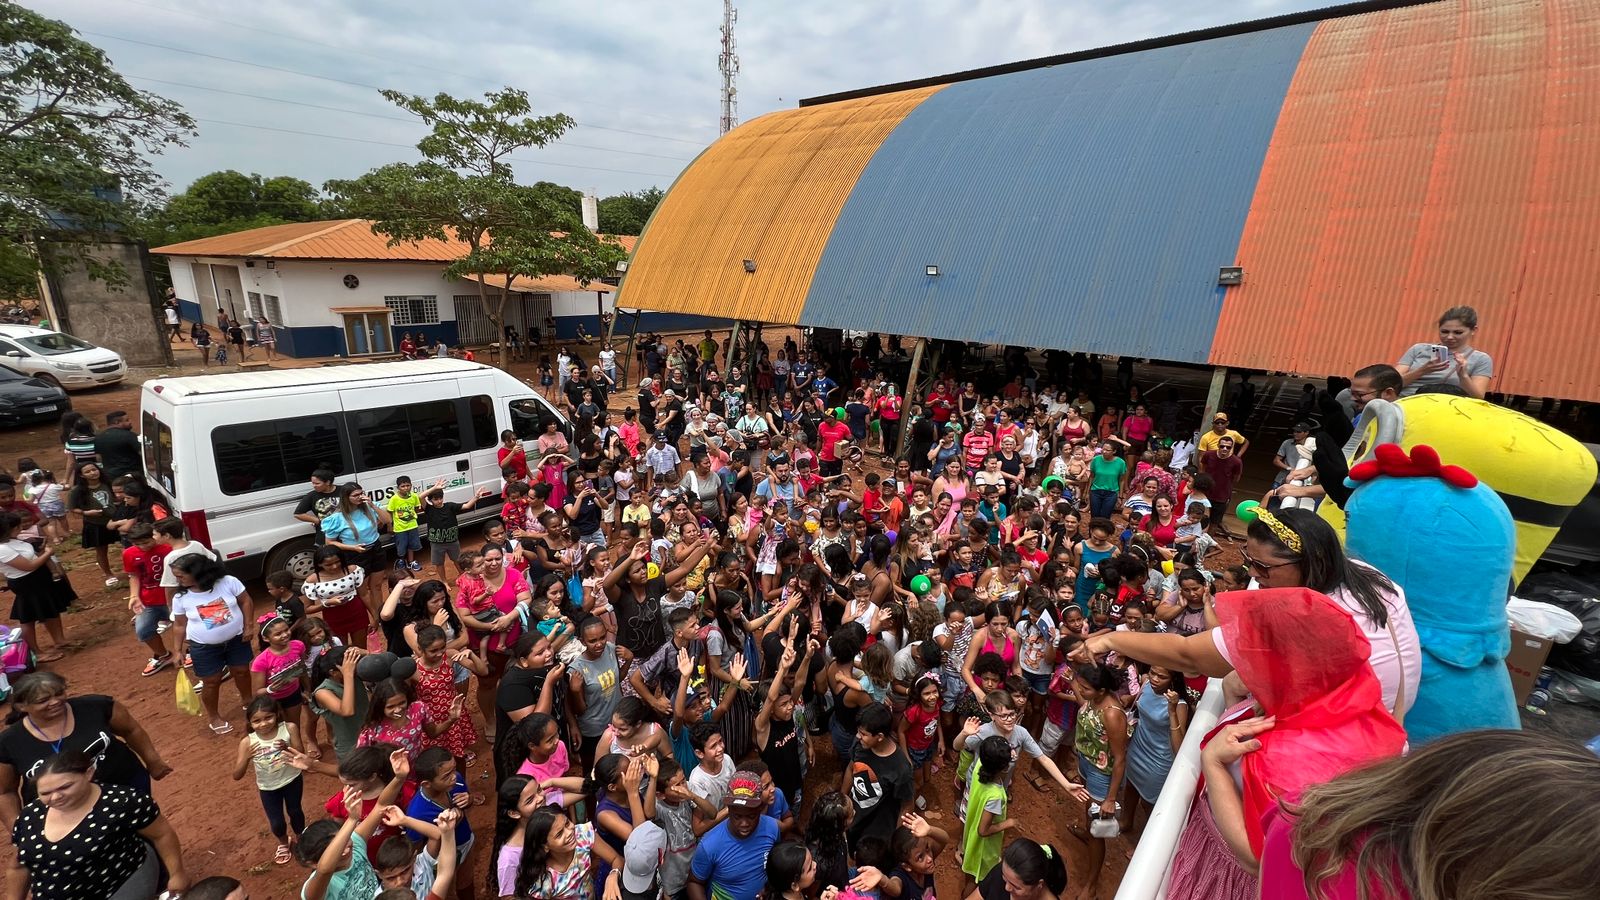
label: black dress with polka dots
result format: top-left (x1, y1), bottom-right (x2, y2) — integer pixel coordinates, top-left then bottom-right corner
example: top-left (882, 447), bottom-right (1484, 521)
top-left (12, 784), bottom-right (159, 900)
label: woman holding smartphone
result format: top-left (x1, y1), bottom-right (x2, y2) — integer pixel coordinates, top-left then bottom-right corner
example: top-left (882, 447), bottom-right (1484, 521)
top-left (1394, 305), bottom-right (1493, 399)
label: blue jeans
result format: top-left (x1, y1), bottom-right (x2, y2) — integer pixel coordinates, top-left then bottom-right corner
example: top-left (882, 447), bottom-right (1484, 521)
top-left (1090, 489), bottom-right (1119, 520)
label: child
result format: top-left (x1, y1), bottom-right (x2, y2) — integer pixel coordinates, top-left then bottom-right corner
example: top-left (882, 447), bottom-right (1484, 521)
top-left (959, 734), bottom-right (1016, 894)
top-left (387, 476), bottom-right (423, 572)
top-left (846, 704), bottom-right (914, 855)
top-left (29, 470), bottom-right (66, 545)
top-left (420, 484), bottom-right (493, 580)
top-left (292, 615), bottom-right (339, 757)
top-left (411, 625), bottom-right (484, 781)
top-left (193, 323), bottom-right (212, 367)
top-left (670, 640), bottom-right (738, 775)
top-left (377, 807), bottom-right (461, 900)
top-left (957, 689), bottom-right (1087, 811)
top-left (299, 748), bottom-right (409, 898)
top-left (233, 696), bottom-right (306, 866)
top-left (404, 747), bottom-right (476, 899)
top-left (593, 753), bottom-right (655, 890)
top-left (265, 570), bottom-right (307, 625)
top-left (359, 677), bottom-right (465, 764)
top-left (646, 758), bottom-right (714, 900)
top-left (122, 523), bottom-right (173, 676)
top-left (1040, 638), bottom-right (1080, 762)
top-left (517, 713), bottom-right (583, 811)
top-left (538, 357), bottom-right (554, 397)
top-left (898, 674), bottom-right (943, 811)
top-left (685, 721), bottom-right (735, 816)
top-left (754, 637), bottom-right (810, 810)
top-left (838, 640), bottom-right (893, 705)
top-left (251, 614), bottom-right (309, 717)
top-left (850, 812), bottom-right (951, 900)
top-left (1173, 501), bottom-right (1208, 564)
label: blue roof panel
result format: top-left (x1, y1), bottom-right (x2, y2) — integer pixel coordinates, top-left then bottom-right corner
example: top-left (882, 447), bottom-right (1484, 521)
top-left (799, 21), bottom-right (1316, 362)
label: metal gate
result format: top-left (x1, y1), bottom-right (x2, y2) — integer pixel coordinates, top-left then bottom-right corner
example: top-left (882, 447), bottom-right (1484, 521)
top-left (453, 292), bottom-right (553, 346)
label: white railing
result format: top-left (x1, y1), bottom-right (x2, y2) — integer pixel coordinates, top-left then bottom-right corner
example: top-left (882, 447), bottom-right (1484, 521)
top-left (1114, 678), bottom-right (1229, 900)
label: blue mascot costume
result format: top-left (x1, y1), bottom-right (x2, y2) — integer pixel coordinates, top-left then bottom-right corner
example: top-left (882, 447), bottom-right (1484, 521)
top-left (1342, 443), bottom-right (1519, 745)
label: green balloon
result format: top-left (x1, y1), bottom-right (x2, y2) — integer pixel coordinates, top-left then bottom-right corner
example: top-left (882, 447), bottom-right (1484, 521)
top-left (909, 575), bottom-right (932, 596)
top-left (1235, 499), bottom-right (1261, 523)
top-left (834, 407), bottom-right (847, 420)
top-left (1041, 475), bottom-right (1064, 492)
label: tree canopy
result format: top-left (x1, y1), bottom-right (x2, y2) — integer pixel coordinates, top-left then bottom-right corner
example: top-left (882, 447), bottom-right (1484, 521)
top-left (327, 87), bottom-right (625, 366)
top-left (0, 3), bottom-right (193, 296)
top-left (142, 170), bottom-right (332, 247)
top-left (597, 187), bottom-right (664, 236)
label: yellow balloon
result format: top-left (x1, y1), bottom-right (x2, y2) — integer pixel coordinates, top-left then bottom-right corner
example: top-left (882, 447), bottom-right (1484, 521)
top-left (804, 520), bottom-right (819, 534)
top-left (646, 562), bottom-right (661, 580)
top-left (1161, 561), bottom-right (1174, 576)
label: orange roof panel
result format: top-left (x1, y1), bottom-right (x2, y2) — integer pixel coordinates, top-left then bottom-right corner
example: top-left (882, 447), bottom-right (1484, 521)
top-left (153, 220), bottom-right (637, 266)
top-left (1212, 0), bottom-right (1600, 402)
top-left (617, 86), bottom-right (943, 325)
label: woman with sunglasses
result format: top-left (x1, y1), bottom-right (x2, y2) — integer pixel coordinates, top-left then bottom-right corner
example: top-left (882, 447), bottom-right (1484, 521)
top-left (1075, 507), bottom-right (1419, 719)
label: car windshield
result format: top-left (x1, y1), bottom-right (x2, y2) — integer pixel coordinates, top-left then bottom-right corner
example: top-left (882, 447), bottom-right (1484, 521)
top-left (16, 332), bottom-right (95, 355)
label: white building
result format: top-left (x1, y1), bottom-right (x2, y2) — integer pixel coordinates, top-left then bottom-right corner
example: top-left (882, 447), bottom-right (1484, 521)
top-left (152, 219), bottom-right (635, 359)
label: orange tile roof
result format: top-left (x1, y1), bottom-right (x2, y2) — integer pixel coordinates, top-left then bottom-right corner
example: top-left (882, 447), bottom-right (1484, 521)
top-left (152, 220), bottom-right (639, 264)
top-left (465, 273), bottom-right (614, 294)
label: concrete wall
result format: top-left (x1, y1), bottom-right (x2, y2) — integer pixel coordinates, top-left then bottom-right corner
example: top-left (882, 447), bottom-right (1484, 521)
top-left (39, 239), bottom-right (172, 368)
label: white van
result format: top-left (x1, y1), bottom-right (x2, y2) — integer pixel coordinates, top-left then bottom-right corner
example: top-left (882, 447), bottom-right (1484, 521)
top-left (139, 359), bottom-right (569, 579)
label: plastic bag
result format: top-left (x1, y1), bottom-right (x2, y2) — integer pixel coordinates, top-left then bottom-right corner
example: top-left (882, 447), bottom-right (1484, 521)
top-left (1507, 597), bottom-right (1584, 642)
top-left (1516, 572), bottom-right (1600, 679)
top-left (174, 668), bottom-right (202, 716)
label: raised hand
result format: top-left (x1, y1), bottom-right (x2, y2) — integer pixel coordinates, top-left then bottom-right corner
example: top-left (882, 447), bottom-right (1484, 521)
top-left (379, 805), bottom-right (407, 828)
top-left (341, 785), bottom-right (364, 818)
top-left (677, 646), bottom-right (695, 677)
top-left (389, 748), bottom-right (411, 781)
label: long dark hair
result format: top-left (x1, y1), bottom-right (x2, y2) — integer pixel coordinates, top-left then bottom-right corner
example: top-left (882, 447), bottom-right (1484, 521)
top-left (515, 807), bottom-right (567, 896)
top-left (1003, 839), bottom-right (1070, 895)
top-left (171, 553), bottom-right (229, 594)
top-left (1248, 507), bottom-right (1393, 628)
top-left (488, 775), bottom-right (531, 896)
top-left (362, 678), bottom-right (414, 730)
top-left (410, 580), bottom-right (462, 632)
top-left (765, 841), bottom-right (813, 895)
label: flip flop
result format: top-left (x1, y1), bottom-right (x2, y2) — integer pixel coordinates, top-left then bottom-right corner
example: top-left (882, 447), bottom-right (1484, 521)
top-left (274, 844), bottom-right (292, 865)
top-left (208, 721), bottom-right (235, 735)
top-left (33, 650), bottom-right (64, 663)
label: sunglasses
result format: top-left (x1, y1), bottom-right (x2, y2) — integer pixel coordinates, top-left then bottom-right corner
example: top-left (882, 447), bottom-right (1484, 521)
top-left (1241, 550), bottom-right (1296, 578)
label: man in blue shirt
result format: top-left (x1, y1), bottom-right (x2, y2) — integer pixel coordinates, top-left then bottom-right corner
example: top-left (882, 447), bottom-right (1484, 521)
top-left (687, 774), bottom-right (778, 900)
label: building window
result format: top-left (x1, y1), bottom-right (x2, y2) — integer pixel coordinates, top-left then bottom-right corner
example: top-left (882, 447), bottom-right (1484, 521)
top-left (263, 295), bottom-right (283, 325)
top-left (246, 292), bottom-right (262, 319)
top-left (385, 295), bottom-right (440, 326)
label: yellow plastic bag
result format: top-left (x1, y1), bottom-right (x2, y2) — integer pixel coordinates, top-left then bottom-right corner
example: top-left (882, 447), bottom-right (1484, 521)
top-left (174, 668), bottom-right (203, 716)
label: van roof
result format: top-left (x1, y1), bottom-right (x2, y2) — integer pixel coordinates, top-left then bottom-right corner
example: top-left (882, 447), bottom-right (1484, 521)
top-left (144, 358), bottom-right (501, 399)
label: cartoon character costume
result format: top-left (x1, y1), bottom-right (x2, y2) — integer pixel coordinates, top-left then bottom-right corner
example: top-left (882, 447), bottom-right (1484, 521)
top-left (1342, 443), bottom-right (1519, 744)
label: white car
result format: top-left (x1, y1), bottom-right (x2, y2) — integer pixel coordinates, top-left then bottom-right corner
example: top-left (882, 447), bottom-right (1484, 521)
top-left (0, 325), bottom-right (126, 390)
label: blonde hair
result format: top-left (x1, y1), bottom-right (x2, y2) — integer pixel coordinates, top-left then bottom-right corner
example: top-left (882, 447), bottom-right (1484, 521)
top-left (860, 641), bottom-right (894, 686)
top-left (1287, 729), bottom-right (1600, 900)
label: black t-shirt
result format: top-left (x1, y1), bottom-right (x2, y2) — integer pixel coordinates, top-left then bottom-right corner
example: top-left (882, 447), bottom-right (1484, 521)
top-left (0, 696), bottom-right (148, 802)
top-left (761, 714), bottom-right (804, 800)
top-left (420, 501), bottom-right (464, 544)
top-left (892, 867), bottom-right (938, 900)
top-left (295, 488), bottom-right (342, 542)
top-left (845, 743), bottom-right (914, 849)
top-left (494, 663), bottom-right (566, 785)
top-left (93, 427), bottom-right (141, 478)
top-left (570, 493), bottom-right (603, 536)
top-left (637, 391), bottom-right (657, 430)
top-left (614, 576), bottom-right (669, 659)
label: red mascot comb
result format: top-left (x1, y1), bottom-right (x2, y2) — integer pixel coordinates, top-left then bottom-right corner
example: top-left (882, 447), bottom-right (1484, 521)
top-left (1347, 443), bottom-right (1478, 489)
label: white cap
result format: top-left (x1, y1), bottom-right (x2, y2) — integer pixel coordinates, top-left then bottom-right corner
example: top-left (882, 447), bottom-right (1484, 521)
top-left (621, 821), bottom-right (666, 896)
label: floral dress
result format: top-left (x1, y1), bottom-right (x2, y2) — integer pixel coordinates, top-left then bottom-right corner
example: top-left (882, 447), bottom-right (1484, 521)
top-left (359, 700), bottom-right (430, 761)
top-left (417, 658), bottom-right (476, 758)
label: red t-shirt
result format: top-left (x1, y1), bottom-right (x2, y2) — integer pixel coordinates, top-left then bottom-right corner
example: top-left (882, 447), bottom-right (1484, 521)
top-left (862, 489), bottom-right (883, 523)
top-left (818, 420), bottom-right (852, 462)
top-left (122, 544), bottom-right (169, 608)
top-left (875, 395), bottom-right (902, 421)
top-left (926, 391), bottom-right (954, 423)
top-left (325, 782), bottom-right (418, 864)
top-left (903, 701), bottom-right (940, 751)
top-left (497, 445), bottom-right (529, 480)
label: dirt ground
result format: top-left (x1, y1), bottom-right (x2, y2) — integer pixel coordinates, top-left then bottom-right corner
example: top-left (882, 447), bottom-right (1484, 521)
top-left (0, 341), bottom-right (1251, 899)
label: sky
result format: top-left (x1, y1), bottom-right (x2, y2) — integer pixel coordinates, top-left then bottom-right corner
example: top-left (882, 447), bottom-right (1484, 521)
top-left (49, 0), bottom-right (1328, 200)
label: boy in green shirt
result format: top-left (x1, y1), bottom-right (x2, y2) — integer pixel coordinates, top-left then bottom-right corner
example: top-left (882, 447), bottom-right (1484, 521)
top-left (386, 476), bottom-right (422, 572)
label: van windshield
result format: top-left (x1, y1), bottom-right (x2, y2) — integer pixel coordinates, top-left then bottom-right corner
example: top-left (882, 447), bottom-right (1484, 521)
top-left (18, 332), bottom-right (94, 355)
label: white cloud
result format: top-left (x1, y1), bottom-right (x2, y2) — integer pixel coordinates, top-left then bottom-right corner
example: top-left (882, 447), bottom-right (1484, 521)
top-left (45, 0), bottom-right (1326, 198)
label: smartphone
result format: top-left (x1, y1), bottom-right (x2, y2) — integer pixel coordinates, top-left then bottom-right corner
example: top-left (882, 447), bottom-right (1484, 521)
top-left (1431, 344), bottom-right (1452, 364)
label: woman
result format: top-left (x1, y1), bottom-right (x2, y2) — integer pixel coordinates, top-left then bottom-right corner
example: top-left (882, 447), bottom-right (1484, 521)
top-left (875, 386), bottom-right (902, 456)
top-left (536, 419), bottom-right (571, 509)
top-left (170, 553), bottom-right (257, 735)
top-left (463, 541), bottom-right (533, 720)
top-left (994, 435), bottom-right (1025, 499)
top-left (1058, 405), bottom-right (1089, 450)
top-left (929, 428), bottom-right (961, 476)
top-left (1120, 666), bottom-right (1190, 840)
top-left (7, 751), bottom-right (189, 900)
top-left (66, 461), bottom-right (119, 587)
top-left (502, 806), bottom-right (623, 900)
top-left (965, 837), bottom-right (1070, 900)
top-left (1139, 496), bottom-right (1180, 555)
top-left (1259, 729), bottom-right (1600, 900)
top-left (962, 602), bottom-right (1022, 692)
top-left (301, 545), bottom-right (370, 650)
top-left (1083, 508), bottom-right (1419, 717)
top-left (702, 589), bottom-right (757, 760)
top-left (1068, 661), bottom-right (1130, 899)
top-left (1395, 305), bottom-right (1493, 399)
top-left (1122, 403), bottom-right (1155, 456)
top-left (498, 430), bottom-right (530, 481)
top-left (0, 511), bottom-right (72, 662)
top-left (319, 482), bottom-right (390, 630)
top-left (1121, 476), bottom-right (1162, 526)
top-left (0, 673), bottom-right (171, 834)
top-left (931, 458), bottom-right (972, 535)
top-left (253, 316), bottom-right (277, 361)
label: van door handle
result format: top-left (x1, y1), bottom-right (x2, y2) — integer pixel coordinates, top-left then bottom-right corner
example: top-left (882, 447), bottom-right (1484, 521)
top-left (456, 459), bottom-right (469, 472)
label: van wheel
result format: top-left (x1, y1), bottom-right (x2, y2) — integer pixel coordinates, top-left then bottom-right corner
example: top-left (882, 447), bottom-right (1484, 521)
top-left (265, 539), bottom-right (317, 581)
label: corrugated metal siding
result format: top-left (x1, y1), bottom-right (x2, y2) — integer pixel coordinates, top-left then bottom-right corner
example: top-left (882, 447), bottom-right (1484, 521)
top-left (1212, 0), bottom-right (1600, 402)
top-left (615, 87), bottom-right (943, 325)
top-left (797, 23), bottom-right (1315, 361)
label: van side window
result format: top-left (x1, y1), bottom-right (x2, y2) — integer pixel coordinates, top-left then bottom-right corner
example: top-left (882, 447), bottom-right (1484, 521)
top-left (213, 416), bottom-right (348, 495)
top-left (509, 398), bottom-right (562, 441)
top-left (143, 411), bottom-right (175, 498)
top-left (352, 400), bottom-right (463, 469)
top-left (466, 394), bottom-right (496, 449)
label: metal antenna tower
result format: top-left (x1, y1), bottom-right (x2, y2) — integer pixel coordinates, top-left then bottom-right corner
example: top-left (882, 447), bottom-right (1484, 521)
top-left (719, 0), bottom-right (739, 134)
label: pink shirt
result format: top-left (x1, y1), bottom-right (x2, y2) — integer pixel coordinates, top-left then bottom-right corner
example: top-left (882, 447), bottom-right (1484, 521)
top-left (250, 640), bottom-right (307, 699)
top-left (1259, 802), bottom-right (1409, 900)
top-left (517, 740), bottom-right (572, 807)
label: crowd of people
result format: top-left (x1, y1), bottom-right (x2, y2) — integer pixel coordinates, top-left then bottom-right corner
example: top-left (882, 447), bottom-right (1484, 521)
top-left (1, 310), bottom-right (1598, 900)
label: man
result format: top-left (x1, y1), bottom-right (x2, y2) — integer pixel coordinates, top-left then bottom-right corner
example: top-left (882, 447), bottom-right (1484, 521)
top-left (1271, 422), bottom-right (1313, 493)
top-left (1197, 412), bottom-right (1248, 458)
top-left (697, 330), bottom-right (718, 365)
top-left (755, 459), bottom-right (797, 505)
top-left (961, 415), bottom-right (995, 472)
top-left (293, 469), bottom-right (342, 543)
top-left (845, 703), bottom-right (914, 853)
top-left (644, 432), bottom-right (682, 492)
top-left (1294, 363), bottom-right (1403, 509)
top-left (1349, 363), bottom-right (1402, 419)
top-left (94, 410), bottom-right (142, 479)
top-left (686, 773), bottom-right (779, 900)
top-left (788, 353), bottom-right (814, 400)
top-left (1199, 435), bottom-right (1244, 533)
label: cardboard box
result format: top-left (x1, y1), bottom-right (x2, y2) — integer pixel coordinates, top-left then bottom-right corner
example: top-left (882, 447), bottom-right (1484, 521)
top-left (1505, 628), bottom-right (1555, 705)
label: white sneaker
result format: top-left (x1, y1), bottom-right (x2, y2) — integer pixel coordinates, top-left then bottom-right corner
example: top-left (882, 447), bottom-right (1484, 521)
top-left (104, 576), bottom-right (120, 588)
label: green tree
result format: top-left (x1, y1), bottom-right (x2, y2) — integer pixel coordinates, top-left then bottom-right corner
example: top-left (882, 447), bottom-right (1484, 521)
top-left (144, 170), bottom-right (323, 246)
top-left (327, 88), bottom-right (624, 367)
top-left (0, 3), bottom-right (194, 297)
top-left (597, 186), bottom-right (664, 236)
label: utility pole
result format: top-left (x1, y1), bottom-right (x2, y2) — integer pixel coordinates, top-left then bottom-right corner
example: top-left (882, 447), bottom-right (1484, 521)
top-left (719, 0), bottom-right (739, 135)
